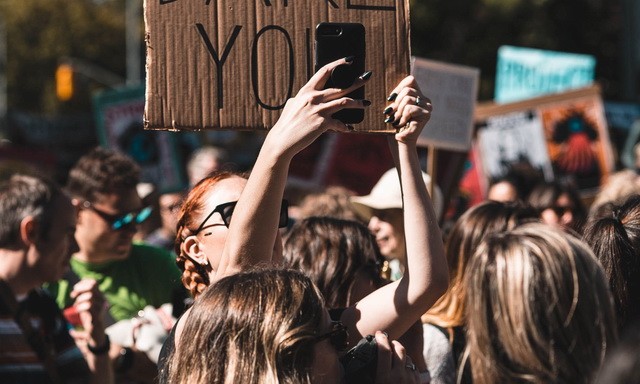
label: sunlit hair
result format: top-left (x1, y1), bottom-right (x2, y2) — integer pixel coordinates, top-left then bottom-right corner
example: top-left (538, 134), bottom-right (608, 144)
top-left (66, 147), bottom-right (140, 202)
top-left (423, 201), bottom-right (538, 328)
top-left (590, 169), bottom-right (640, 218)
top-left (583, 194), bottom-right (640, 330)
top-left (465, 223), bottom-right (617, 383)
top-left (167, 268), bottom-right (324, 384)
top-left (0, 174), bottom-right (63, 247)
top-left (297, 186), bottom-right (360, 222)
top-left (283, 216), bottom-right (385, 308)
top-left (174, 171), bottom-right (246, 297)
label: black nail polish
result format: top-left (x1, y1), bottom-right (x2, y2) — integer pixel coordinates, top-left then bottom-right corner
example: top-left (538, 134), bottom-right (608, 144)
top-left (384, 116), bottom-right (394, 123)
top-left (346, 124), bottom-right (354, 131)
top-left (387, 93), bottom-right (398, 102)
top-left (359, 71), bottom-right (372, 81)
top-left (344, 55), bottom-right (355, 64)
top-left (392, 119), bottom-right (401, 127)
top-left (383, 106), bottom-right (393, 115)
top-left (362, 99), bottom-right (371, 107)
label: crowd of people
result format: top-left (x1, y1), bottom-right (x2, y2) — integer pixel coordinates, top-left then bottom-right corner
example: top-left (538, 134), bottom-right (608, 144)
top-left (1, 56), bottom-right (640, 384)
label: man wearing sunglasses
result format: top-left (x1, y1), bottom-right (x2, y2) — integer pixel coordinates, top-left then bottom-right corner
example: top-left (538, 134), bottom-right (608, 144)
top-left (46, 147), bottom-right (188, 382)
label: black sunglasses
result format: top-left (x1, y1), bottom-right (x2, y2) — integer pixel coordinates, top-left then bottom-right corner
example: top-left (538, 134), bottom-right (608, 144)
top-left (315, 321), bottom-right (349, 352)
top-left (82, 201), bottom-right (153, 230)
top-left (193, 199), bottom-right (289, 234)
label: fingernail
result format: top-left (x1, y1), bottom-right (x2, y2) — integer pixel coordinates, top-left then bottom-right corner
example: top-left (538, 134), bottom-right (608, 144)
top-left (362, 99), bottom-right (371, 107)
top-left (384, 116), bottom-right (394, 124)
top-left (387, 93), bottom-right (398, 102)
top-left (383, 106), bottom-right (393, 115)
top-left (392, 120), bottom-right (401, 127)
top-left (382, 331), bottom-right (388, 338)
top-left (344, 55), bottom-right (355, 64)
top-left (359, 71), bottom-right (372, 81)
top-left (346, 124), bottom-right (354, 131)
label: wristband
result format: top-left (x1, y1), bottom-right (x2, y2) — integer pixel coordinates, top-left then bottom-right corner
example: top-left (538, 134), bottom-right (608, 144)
top-left (87, 335), bottom-right (110, 355)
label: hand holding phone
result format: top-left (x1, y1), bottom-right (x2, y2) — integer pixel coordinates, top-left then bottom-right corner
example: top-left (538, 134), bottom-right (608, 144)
top-left (315, 22), bottom-right (367, 124)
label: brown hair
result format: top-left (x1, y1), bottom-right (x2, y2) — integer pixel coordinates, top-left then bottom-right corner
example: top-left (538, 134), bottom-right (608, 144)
top-left (583, 194), bottom-right (640, 330)
top-left (465, 223), bottom-right (617, 383)
top-left (167, 268), bottom-right (324, 384)
top-left (283, 216), bottom-right (385, 308)
top-left (0, 174), bottom-right (64, 247)
top-left (174, 171), bottom-right (245, 297)
top-left (66, 147), bottom-right (140, 202)
top-left (423, 201), bottom-right (538, 328)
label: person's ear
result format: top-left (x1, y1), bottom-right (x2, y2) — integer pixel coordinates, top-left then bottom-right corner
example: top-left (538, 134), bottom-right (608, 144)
top-left (181, 235), bottom-right (209, 267)
top-left (19, 216), bottom-right (38, 246)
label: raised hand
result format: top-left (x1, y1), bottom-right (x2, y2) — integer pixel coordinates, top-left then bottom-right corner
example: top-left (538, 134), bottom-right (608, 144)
top-left (266, 57), bottom-right (372, 160)
top-left (382, 76), bottom-right (433, 145)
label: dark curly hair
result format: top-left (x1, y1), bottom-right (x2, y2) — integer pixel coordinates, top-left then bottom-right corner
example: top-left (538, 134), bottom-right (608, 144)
top-left (66, 147), bottom-right (140, 202)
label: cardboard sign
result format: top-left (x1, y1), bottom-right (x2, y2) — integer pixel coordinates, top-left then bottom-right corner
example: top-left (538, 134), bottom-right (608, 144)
top-left (495, 45), bottom-right (595, 103)
top-left (93, 86), bottom-right (187, 193)
top-left (144, 0), bottom-right (411, 133)
top-left (475, 85), bottom-right (613, 191)
top-left (411, 57), bottom-right (480, 151)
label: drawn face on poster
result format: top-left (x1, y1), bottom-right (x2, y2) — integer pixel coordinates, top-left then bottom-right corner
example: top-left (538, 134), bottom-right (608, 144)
top-left (540, 100), bottom-right (609, 189)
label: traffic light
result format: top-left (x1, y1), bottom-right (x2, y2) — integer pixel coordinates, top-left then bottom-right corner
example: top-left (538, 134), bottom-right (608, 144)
top-left (55, 64), bottom-right (74, 101)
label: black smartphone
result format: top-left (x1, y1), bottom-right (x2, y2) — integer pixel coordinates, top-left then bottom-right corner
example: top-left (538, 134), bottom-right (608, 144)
top-left (339, 334), bottom-right (377, 384)
top-left (315, 22), bottom-right (366, 124)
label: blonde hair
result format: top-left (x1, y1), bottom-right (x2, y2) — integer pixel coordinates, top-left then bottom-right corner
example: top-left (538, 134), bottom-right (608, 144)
top-left (423, 201), bottom-right (538, 329)
top-left (590, 169), bottom-right (640, 218)
top-left (465, 223), bottom-right (617, 383)
top-left (167, 268), bottom-right (324, 384)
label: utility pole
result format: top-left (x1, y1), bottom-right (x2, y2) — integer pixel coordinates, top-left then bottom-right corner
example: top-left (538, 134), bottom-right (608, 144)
top-left (126, 0), bottom-right (142, 86)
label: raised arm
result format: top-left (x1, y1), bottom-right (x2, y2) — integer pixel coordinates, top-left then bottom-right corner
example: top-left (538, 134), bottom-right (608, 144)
top-left (343, 76), bottom-right (448, 344)
top-left (216, 58), bottom-right (372, 278)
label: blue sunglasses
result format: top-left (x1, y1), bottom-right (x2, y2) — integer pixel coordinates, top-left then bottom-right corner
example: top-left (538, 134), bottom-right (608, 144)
top-left (82, 201), bottom-right (153, 230)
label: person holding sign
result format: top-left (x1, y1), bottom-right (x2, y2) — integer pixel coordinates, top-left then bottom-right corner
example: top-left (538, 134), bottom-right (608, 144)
top-left (160, 58), bottom-right (446, 383)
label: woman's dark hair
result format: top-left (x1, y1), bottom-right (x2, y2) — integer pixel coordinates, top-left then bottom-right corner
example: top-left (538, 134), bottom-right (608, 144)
top-left (583, 194), bottom-right (640, 330)
top-left (283, 216), bottom-right (386, 308)
top-left (527, 180), bottom-right (587, 232)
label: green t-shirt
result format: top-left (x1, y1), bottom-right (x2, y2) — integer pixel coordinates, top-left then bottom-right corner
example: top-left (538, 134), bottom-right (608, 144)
top-left (46, 243), bottom-right (185, 322)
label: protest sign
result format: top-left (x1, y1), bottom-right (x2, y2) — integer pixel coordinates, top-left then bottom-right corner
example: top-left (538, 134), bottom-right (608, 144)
top-left (144, 0), bottom-right (411, 133)
top-left (495, 45), bottom-right (595, 103)
top-left (411, 57), bottom-right (480, 151)
top-left (476, 85), bottom-right (613, 191)
top-left (93, 85), bottom-right (187, 193)
top-left (604, 101), bottom-right (640, 168)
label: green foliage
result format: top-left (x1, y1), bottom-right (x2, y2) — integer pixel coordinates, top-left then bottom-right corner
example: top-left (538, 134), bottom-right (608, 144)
top-left (409, 0), bottom-right (622, 100)
top-left (0, 0), bottom-right (625, 114)
top-left (1, 0), bottom-right (127, 114)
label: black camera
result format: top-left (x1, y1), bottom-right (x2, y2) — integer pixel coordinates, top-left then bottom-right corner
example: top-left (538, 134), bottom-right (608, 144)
top-left (340, 334), bottom-right (377, 384)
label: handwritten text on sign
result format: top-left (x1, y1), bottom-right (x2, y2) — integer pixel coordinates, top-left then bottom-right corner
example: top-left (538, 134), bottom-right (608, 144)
top-left (144, 0), bottom-right (410, 132)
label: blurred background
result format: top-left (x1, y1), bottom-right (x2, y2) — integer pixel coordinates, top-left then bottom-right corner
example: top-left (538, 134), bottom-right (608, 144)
top-left (0, 0), bottom-right (636, 196)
